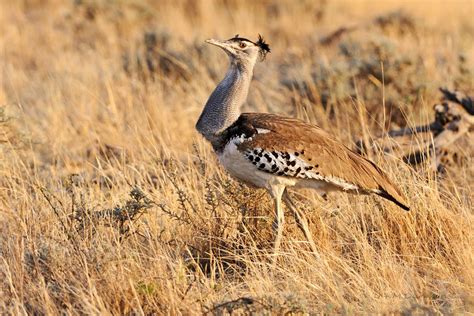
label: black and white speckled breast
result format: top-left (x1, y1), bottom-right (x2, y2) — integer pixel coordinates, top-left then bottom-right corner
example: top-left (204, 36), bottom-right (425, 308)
top-left (243, 148), bottom-right (318, 178)
top-left (212, 115), bottom-right (258, 153)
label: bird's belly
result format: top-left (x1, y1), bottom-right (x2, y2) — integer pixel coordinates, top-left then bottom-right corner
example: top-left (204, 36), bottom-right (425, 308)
top-left (218, 146), bottom-right (272, 188)
top-left (294, 178), bottom-right (336, 195)
top-left (217, 142), bottom-right (297, 189)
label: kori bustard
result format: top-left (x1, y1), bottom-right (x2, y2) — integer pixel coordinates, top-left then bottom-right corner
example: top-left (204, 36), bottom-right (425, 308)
top-left (196, 35), bottom-right (409, 254)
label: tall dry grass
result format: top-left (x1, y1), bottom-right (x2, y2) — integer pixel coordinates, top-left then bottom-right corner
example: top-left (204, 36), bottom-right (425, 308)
top-left (0, 0), bottom-right (473, 314)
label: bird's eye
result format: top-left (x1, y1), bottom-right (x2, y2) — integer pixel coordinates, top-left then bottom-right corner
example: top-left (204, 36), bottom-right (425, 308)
top-left (239, 42), bottom-right (246, 48)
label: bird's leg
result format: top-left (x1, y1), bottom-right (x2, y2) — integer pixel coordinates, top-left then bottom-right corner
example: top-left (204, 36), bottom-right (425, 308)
top-left (282, 190), bottom-right (318, 254)
top-left (270, 185), bottom-right (285, 256)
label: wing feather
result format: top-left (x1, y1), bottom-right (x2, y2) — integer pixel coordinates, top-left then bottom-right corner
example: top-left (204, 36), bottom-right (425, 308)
top-left (236, 113), bottom-right (410, 210)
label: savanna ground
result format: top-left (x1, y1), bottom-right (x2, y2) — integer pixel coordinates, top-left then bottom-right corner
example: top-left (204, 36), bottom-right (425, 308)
top-left (1, 0), bottom-right (473, 314)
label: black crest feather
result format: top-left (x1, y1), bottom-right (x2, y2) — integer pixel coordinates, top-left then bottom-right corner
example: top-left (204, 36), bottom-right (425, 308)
top-left (256, 34), bottom-right (270, 60)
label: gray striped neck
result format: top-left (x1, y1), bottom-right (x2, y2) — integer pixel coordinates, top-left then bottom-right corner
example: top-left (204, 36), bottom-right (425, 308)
top-left (196, 61), bottom-right (254, 142)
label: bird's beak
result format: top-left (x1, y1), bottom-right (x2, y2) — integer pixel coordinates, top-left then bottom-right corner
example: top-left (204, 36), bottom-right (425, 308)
top-left (205, 38), bottom-right (229, 50)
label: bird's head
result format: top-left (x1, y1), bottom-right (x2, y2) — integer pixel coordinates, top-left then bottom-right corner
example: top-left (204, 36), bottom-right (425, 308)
top-left (205, 34), bottom-right (270, 67)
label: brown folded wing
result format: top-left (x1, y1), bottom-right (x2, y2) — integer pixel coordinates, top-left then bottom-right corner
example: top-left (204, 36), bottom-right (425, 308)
top-left (237, 113), bottom-right (410, 210)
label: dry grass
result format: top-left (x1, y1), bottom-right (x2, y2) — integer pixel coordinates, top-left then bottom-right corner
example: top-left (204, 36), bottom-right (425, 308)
top-left (0, 0), bottom-right (473, 314)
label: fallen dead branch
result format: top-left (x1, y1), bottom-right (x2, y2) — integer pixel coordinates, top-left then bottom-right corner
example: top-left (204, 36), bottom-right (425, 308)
top-left (355, 88), bottom-right (474, 172)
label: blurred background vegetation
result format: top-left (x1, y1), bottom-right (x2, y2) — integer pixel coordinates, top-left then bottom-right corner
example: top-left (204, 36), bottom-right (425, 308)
top-left (0, 0), bottom-right (473, 314)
